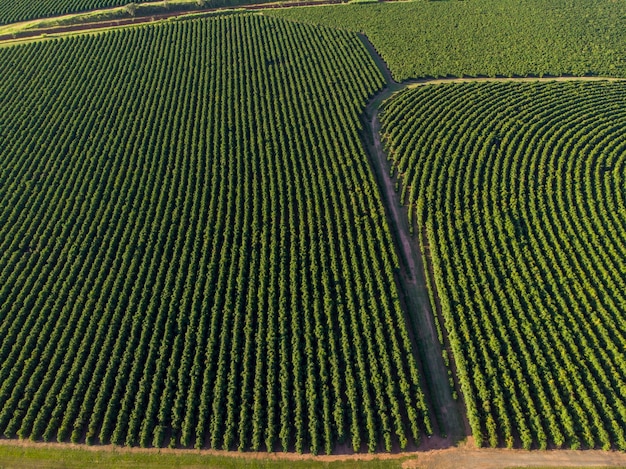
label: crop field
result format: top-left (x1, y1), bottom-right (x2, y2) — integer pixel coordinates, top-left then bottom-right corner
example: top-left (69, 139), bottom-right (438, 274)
top-left (379, 81), bottom-right (626, 450)
top-left (4, 0), bottom-right (626, 465)
top-left (271, 0), bottom-right (626, 81)
top-left (0, 14), bottom-right (434, 454)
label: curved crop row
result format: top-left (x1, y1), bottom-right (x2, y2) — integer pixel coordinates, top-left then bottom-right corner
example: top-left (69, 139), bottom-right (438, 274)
top-left (0, 14), bottom-right (431, 453)
top-left (380, 81), bottom-right (626, 450)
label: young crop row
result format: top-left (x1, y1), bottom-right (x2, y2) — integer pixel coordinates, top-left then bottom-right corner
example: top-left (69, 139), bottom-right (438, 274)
top-left (380, 81), bottom-right (626, 450)
top-left (0, 14), bottom-right (432, 453)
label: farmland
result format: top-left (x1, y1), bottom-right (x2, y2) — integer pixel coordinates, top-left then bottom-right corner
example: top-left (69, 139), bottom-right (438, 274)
top-left (271, 0), bottom-right (626, 81)
top-left (2, 0), bottom-right (626, 465)
top-left (0, 14), bottom-right (434, 454)
top-left (379, 81), bottom-right (626, 450)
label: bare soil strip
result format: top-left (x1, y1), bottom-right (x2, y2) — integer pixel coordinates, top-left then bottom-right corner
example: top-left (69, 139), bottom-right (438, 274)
top-left (360, 38), bottom-right (467, 445)
top-left (0, 438), bottom-right (409, 462)
top-left (409, 445), bottom-right (626, 469)
top-left (4, 437), bottom-right (626, 468)
top-left (369, 101), bottom-right (466, 444)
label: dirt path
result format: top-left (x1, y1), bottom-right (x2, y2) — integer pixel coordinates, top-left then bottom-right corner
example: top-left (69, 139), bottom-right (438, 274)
top-left (360, 42), bottom-right (467, 444)
top-left (0, 438), bottom-right (409, 462)
top-left (5, 437), bottom-right (626, 468)
top-left (405, 76), bottom-right (626, 87)
top-left (359, 33), bottom-right (398, 86)
top-left (409, 445), bottom-right (626, 469)
top-left (371, 99), bottom-right (467, 443)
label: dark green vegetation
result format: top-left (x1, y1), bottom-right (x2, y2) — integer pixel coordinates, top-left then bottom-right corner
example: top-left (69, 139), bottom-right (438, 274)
top-left (271, 0), bottom-right (626, 81)
top-left (379, 81), bottom-right (626, 450)
top-left (0, 14), bottom-right (433, 454)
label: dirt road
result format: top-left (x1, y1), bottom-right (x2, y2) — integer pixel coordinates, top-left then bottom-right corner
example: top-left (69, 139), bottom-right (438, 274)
top-left (409, 445), bottom-right (626, 469)
top-left (360, 37), bottom-right (467, 444)
top-left (5, 437), bottom-right (626, 468)
top-left (406, 76), bottom-right (626, 87)
top-left (370, 97), bottom-right (468, 444)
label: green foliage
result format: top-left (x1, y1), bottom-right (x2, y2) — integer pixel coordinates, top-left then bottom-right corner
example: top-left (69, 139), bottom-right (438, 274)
top-left (271, 0), bottom-right (626, 81)
top-left (0, 14), bottom-right (432, 453)
top-left (380, 81), bottom-right (626, 450)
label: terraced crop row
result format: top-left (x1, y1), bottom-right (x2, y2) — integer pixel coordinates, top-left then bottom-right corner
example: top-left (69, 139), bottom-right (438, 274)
top-left (380, 81), bottom-right (626, 450)
top-left (0, 14), bottom-right (432, 453)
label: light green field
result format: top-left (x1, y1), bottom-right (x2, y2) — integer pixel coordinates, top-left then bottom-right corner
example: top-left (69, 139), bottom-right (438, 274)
top-left (270, 0), bottom-right (626, 81)
top-left (0, 444), bottom-right (407, 469)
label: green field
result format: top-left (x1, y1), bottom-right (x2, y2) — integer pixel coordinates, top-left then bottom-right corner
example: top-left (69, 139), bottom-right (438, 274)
top-left (0, 14), bottom-right (433, 454)
top-left (0, 444), bottom-right (408, 469)
top-left (271, 0), bottom-right (626, 81)
top-left (379, 81), bottom-right (626, 450)
top-left (3, 0), bottom-right (626, 465)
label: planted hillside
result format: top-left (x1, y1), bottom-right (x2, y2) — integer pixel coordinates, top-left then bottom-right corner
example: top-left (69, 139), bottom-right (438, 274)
top-left (380, 81), bottom-right (626, 450)
top-left (0, 14), bottom-right (433, 453)
top-left (272, 0), bottom-right (626, 81)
